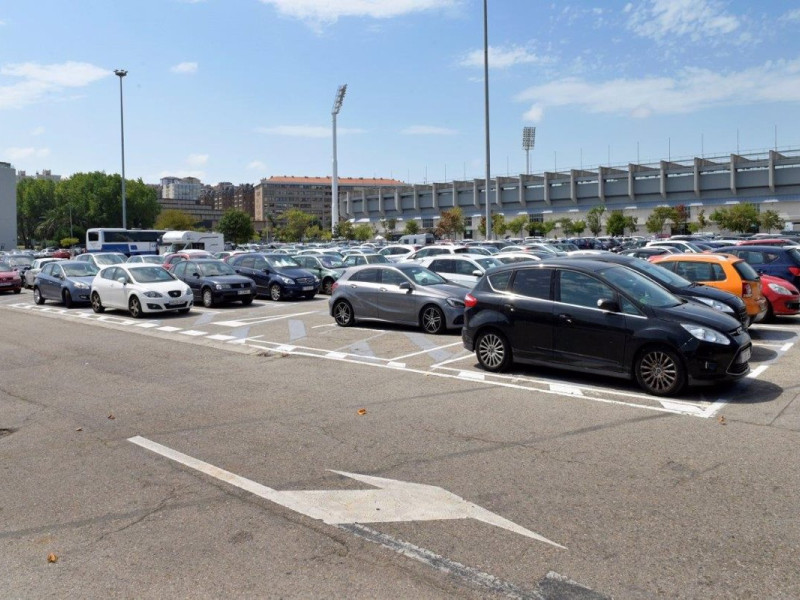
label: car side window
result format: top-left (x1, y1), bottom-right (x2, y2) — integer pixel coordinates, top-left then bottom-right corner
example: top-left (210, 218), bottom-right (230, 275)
top-left (253, 257), bottom-right (268, 270)
top-left (558, 270), bottom-right (615, 309)
top-left (102, 267), bottom-right (118, 281)
top-left (42, 263), bottom-right (55, 276)
top-left (511, 268), bottom-right (552, 299)
top-left (487, 271), bottom-right (512, 291)
top-left (173, 262), bottom-right (187, 277)
top-left (709, 263), bottom-right (726, 281)
top-left (430, 259), bottom-right (452, 273)
top-left (764, 252), bottom-right (780, 265)
top-left (349, 268), bottom-right (379, 283)
top-left (380, 268), bottom-right (407, 286)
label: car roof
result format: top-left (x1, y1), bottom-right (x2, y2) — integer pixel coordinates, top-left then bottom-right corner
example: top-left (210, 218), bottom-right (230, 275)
top-left (654, 253), bottom-right (740, 263)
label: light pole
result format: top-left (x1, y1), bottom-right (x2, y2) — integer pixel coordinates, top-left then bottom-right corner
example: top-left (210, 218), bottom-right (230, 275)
top-left (482, 0), bottom-right (492, 240)
top-left (331, 84), bottom-right (347, 235)
top-left (114, 69), bottom-right (128, 229)
top-left (523, 126), bottom-right (536, 175)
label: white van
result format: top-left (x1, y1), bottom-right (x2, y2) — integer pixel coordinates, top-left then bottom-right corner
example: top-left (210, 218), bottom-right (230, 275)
top-left (159, 231), bottom-right (225, 254)
top-left (398, 233), bottom-right (435, 246)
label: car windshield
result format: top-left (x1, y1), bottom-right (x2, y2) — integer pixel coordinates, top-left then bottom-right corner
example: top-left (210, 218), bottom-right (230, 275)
top-left (199, 262), bottom-right (236, 276)
top-left (320, 256), bottom-right (345, 268)
top-left (63, 263), bottom-right (99, 277)
top-left (368, 254), bottom-right (389, 263)
top-left (135, 255), bottom-right (164, 264)
top-left (129, 266), bottom-right (175, 283)
top-left (733, 260), bottom-right (760, 281)
top-left (400, 266), bottom-right (447, 286)
top-left (267, 256), bottom-right (301, 268)
top-left (629, 258), bottom-right (692, 288)
top-left (599, 265), bottom-right (681, 308)
top-left (476, 257), bottom-right (503, 269)
top-left (0, 262), bottom-right (11, 271)
top-left (788, 248), bottom-right (800, 263)
top-left (9, 257), bottom-right (33, 266)
top-left (96, 254), bottom-right (125, 265)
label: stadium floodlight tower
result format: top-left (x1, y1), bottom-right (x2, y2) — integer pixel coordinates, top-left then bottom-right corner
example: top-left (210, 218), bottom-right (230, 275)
top-left (523, 126), bottom-right (536, 175)
top-left (331, 84), bottom-right (347, 234)
top-left (114, 69), bottom-right (128, 229)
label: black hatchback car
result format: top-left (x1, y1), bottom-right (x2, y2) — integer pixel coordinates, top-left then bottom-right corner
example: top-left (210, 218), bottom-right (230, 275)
top-left (171, 258), bottom-right (256, 307)
top-left (226, 253), bottom-right (319, 301)
top-left (560, 252), bottom-right (749, 329)
top-left (463, 259), bottom-right (751, 396)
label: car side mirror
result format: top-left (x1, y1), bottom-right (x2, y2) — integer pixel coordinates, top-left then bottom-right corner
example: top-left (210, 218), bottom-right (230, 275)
top-left (192, 272), bottom-right (201, 278)
top-left (472, 270), bottom-right (482, 277)
top-left (116, 276), bottom-right (128, 285)
top-left (399, 281), bottom-right (414, 292)
top-left (597, 298), bottom-right (620, 312)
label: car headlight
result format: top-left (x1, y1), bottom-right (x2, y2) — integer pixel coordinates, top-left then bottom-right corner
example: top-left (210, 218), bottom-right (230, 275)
top-left (143, 291), bottom-right (163, 298)
top-left (681, 323), bottom-right (730, 345)
top-left (215, 283), bottom-right (232, 290)
top-left (694, 297), bottom-right (734, 313)
top-left (768, 282), bottom-right (794, 295)
top-left (279, 276), bottom-right (294, 284)
top-left (74, 281), bottom-right (90, 289)
top-left (185, 287), bottom-right (193, 295)
top-left (446, 297), bottom-right (466, 308)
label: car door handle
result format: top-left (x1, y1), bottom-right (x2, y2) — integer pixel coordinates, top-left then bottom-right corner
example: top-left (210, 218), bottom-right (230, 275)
top-left (558, 313), bottom-right (573, 324)
top-left (503, 303), bottom-right (515, 313)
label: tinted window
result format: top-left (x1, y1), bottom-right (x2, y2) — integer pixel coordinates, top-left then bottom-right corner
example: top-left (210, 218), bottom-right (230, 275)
top-left (241, 256), bottom-right (256, 269)
top-left (101, 267), bottom-right (118, 281)
top-left (600, 265), bottom-right (680, 308)
top-left (511, 268), bottom-right (552, 299)
top-left (129, 267), bottom-right (174, 283)
top-left (558, 270), bottom-right (616, 309)
top-left (787, 248), bottom-right (800, 263)
top-left (430, 259), bottom-right (454, 273)
top-left (63, 263), bottom-right (98, 277)
top-left (199, 262), bottom-right (235, 276)
top-left (733, 260), bottom-right (759, 281)
top-left (380, 268), bottom-right (407, 286)
top-left (402, 266), bottom-right (447, 286)
top-left (173, 262), bottom-right (187, 277)
top-left (487, 271), bottom-right (512, 291)
top-left (349, 268), bottom-right (379, 283)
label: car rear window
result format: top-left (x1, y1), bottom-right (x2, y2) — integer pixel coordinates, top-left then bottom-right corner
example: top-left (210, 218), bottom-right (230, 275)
top-left (787, 248), bottom-right (800, 264)
top-left (733, 260), bottom-right (760, 281)
top-left (511, 268), bottom-right (552, 299)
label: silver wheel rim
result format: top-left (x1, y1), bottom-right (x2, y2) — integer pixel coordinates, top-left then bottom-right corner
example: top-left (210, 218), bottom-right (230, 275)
top-left (203, 290), bottom-right (213, 307)
top-left (477, 333), bottom-right (505, 369)
top-left (130, 297), bottom-right (141, 317)
top-left (422, 307), bottom-right (442, 333)
top-left (34, 289), bottom-right (41, 303)
top-left (639, 351), bottom-right (678, 393)
top-left (270, 285), bottom-right (281, 301)
top-left (91, 294), bottom-right (101, 311)
top-left (334, 302), bottom-right (351, 325)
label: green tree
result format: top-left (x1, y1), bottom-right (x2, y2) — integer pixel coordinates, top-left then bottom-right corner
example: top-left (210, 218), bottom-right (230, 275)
top-left (555, 217), bottom-right (572, 237)
top-left (437, 207), bottom-right (465, 240)
top-left (404, 220), bottom-right (420, 235)
top-left (760, 209), bottom-right (785, 233)
top-left (477, 214), bottom-right (506, 237)
top-left (710, 203), bottom-right (760, 234)
top-left (645, 206), bottom-right (675, 235)
top-left (60, 236), bottom-right (79, 249)
top-left (217, 209), bottom-right (254, 244)
top-left (334, 219), bottom-right (354, 240)
top-left (16, 178), bottom-right (57, 248)
top-left (155, 209), bottom-right (198, 231)
top-left (605, 210), bottom-right (626, 237)
top-left (586, 205), bottom-right (606, 237)
top-left (570, 220), bottom-right (587, 236)
top-left (622, 215), bottom-right (638, 236)
top-left (283, 209), bottom-right (316, 241)
top-left (386, 217), bottom-right (397, 233)
top-left (305, 224), bottom-right (324, 241)
top-left (353, 224), bottom-right (373, 241)
top-left (507, 215), bottom-right (528, 237)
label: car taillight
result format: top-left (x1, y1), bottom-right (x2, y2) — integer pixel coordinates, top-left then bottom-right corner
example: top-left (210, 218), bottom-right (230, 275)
top-left (464, 293), bottom-right (478, 308)
top-left (789, 266), bottom-right (800, 277)
top-left (742, 282), bottom-right (752, 297)
top-left (331, 282), bottom-right (339, 293)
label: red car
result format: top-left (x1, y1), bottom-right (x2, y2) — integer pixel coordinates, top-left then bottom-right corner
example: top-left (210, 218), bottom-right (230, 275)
top-left (0, 260), bottom-right (22, 294)
top-left (52, 249), bottom-right (71, 259)
top-left (161, 250), bottom-right (213, 271)
top-left (761, 274), bottom-right (800, 320)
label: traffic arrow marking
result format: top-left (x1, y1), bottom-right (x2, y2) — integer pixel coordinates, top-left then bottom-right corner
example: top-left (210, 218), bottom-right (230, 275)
top-left (129, 435), bottom-right (564, 549)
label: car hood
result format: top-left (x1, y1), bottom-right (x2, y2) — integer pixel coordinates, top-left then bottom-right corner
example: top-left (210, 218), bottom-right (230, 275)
top-left (656, 300), bottom-right (743, 332)
top-left (676, 282), bottom-right (745, 308)
top-left (66, 275), bottom-right (97, 285)
top-left (423, 282), bottom-right (470, 298)
top-left (275, 267), bottom-right (316, 279)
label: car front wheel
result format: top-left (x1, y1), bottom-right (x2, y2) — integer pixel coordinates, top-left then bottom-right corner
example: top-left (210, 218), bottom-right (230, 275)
top-left (635, 346), bottom-right (685, 396)
top-left (128, 295), bottom-right (143, 318)
top-left (421, 305), bottom-right (446, 334)
top-left (33, 286), bottom-right (45, 305)
top-left (91, 292), bottom-right (104, 313)
top-left (202, 288), bottom-right (215, 308)
top-left (475, 330), bottom-right (511, 372)
top-left (62, 289), bottom-right (73, 308)
top-left (269, 283), bottom-right (283, 301)
top-left (333, 300), bottom-right (354, 327)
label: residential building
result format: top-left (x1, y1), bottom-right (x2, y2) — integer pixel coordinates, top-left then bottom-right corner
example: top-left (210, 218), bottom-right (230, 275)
top-left (161, 176), bottom-right (202, 201)
top-left (0, 162), bottom-right (17, 250)
top-left (17, 169), bottom-right (61, 183)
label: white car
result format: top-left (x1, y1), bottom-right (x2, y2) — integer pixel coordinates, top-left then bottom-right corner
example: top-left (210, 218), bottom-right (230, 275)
top-left (404, 245), bottom-right (473, 262)
top-left (24, 257), bottom-right (64, 288)
top-left (126, 255), bottom-right (165, 264)
top-left (90, 264), bottom-right (193, 318)
top-left (75, 252), bottom-right (127, 269)
top-left (378, 244), bottom-right (418, 262)
top-left (494, 252), bottom-right (542, 265)
top-left (417, 254), bottom-right (503, 287)
top-left (645, 240), bottom-right (703, 253)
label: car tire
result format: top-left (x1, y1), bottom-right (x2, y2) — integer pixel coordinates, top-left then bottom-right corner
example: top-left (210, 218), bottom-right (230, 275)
top-left (420, 304), bottom-right (446, 334)
top-left (62, 289), bottom-right (74, 308)
top-left (33, 286), bottom-right (45, 305)
top-left (202, 288), bottom-right (215, 308)
top-left (764, 301), bottom-right (775, 323)
top-left (333, 300), bottom-right (354, 327)
top-left (322, 278), bottom-right (334, 295)
top-left (13, 287), bottom-right (21, 294)
top-left (128, 295), bottom-right (143, 318)
top-left (635, 346), bottom-right (686, 396)
top-left (269, 283), bottom-right (282, 301)
top-left (91, 292), bottom-right (104, 313)
top-left (475, 329), bottom-right (512, 372)
top-left (241, 296), bottom-right (254, 306)
top-left (304, 292), bottom-right (316, 300)
top-left (178, 308), bottom-right (191, 314)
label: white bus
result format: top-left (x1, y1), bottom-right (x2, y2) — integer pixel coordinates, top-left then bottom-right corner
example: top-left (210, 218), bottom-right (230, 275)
top-left (86, 228), bottom-right (165, 256)
top-left (158, 231), bottom-right (225, 255)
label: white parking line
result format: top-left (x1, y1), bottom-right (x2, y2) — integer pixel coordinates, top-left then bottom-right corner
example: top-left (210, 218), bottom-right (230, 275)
top-left (390, 341), bottom-right (464, 361)
top-left (213, 310), bottom-right (318, 327)
top-left (430, 354), bottom-right (474, 368)
top-left (748, 365), bottom-right (769, 378)
top-left (781, 342), bottom-right (794, 352)
top-left (157, 326), bottom-right (181, 332)
top-left (206, 334), bottom-right (236, 341)
top-left (179, 330), bottom-right (208, 337)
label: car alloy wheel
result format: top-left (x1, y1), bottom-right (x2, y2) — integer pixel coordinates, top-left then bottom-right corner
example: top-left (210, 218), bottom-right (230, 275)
top-left (333, 300), bottom-right (354, 327)
top-left (421, 305), bottom-right (445, 334)
top-left (202, 288), bottom-right (214, 308)
top-left (635, 347), bottom-right (685, 396)
top-left (128, 295), bottom-right (143, 318)
top-left (33, 287), bottom-right (45, 305)
top-left (91, 292), bottom-right (105, 313)
top-left (476, 330), bottom-right (511, 372)
top-left (270, 283), bottom-right (282, 301)
top-left (323, 279), bottom-right (334, 295)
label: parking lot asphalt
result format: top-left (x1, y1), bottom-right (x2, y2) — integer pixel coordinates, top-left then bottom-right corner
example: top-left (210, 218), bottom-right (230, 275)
top-left (2, 288), bottom-right (799, 598)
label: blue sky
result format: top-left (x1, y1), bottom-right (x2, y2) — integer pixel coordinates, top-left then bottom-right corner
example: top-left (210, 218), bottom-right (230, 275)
top-left (2, 0), bottom-right (800, 187)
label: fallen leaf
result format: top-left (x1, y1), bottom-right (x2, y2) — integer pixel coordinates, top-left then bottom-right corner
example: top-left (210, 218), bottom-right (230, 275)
top-left (718, 416), bottom-right (726, 425)
top-left (357, 408), bottom-right (367, 416)
top-left (47, 553), bottom-right (58, 563)
top-left (107, 414), bottom-right (115, 420)
top-left (75, 427), bottom-right (83, 432)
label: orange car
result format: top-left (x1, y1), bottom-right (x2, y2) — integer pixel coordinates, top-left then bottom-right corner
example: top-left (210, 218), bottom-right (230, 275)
top-left (651, 253), bottom-right (768, 325)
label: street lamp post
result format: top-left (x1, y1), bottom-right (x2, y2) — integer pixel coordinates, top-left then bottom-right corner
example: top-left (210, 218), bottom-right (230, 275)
top-left (331, 84), bottom-right (347, 235)
top-left (523, 126), bottom-right (536, 175)
top-left (114, 69), bottom-right (128, 229)
top-left (482, 0), bottom-right (492, 240)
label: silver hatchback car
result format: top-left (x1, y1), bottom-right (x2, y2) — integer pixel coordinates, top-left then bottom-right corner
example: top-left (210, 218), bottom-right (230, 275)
top-left (329, 263), bottom-right (469, 334)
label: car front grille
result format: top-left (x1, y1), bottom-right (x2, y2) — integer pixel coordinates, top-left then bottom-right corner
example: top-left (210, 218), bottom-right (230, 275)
top-left (168, 290), bottom-right (182, 298)
top-left (297, 277), bottom-right (314, 285)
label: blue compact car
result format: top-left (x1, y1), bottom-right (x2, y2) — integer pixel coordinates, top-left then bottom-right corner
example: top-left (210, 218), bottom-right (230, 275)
top-left (33, 260), bottom-right (99, 307)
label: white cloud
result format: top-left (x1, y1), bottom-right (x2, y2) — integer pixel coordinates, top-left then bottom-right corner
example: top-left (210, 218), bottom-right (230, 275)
top-left (30, 126), bottom-right (45, 136)
top-left (171, 61), bottom-right (198, 74)
top-left (4, 147), bottom-right (50, 160)
top-left (247, 160), bottom-right (267, 170)
top-left (515, 58), bottom-right (800, 120)
top-left (401, 125), bottom-right (458, 135)
top-left (627, 0), bottom-right (739, 43)
top-left (255, 125), bottom-right (366, 137)
top-left (0, 61), bottom-right (110, 110)
top-left (258, 0), bottom-right (458, 25)
top-left (186, 153), bottom-right (208, 166)
top-left (459, 45), bottom-right (550, 70)
top-left (785, 9), bottom-right (800, 22)
top-left (522, 105), bottom-right (543, 122)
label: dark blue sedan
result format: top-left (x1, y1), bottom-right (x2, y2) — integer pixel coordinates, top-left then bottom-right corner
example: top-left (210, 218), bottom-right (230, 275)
top-left (226, 253), bottom-right (319, 301)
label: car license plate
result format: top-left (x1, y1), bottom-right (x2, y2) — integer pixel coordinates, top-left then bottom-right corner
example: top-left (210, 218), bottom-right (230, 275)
top-left (238, 289), bottom-right (250, 295)
top-left (737, 348), bottom-right (751, 363)
top-left (302, 286), bottom-right (313, 291)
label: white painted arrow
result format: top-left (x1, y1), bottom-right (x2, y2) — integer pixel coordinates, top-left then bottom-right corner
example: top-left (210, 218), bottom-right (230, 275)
top-left (129, 436), bottom-right (564, 549)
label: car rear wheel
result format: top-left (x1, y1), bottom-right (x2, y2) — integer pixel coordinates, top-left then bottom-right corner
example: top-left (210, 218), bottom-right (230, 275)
top-left (33, 286), bottom-right (45, 305)
top-left (322, 278), bottom-right (334, 295)
top-left (91, 292), bottom-right (104, 313)
top-left (128, 295), bottom-right (143, 318)
top-left (269, 283), bottom-right (283, 301)
top-left (635, 346), bottom-right (685, 396)
top-left (333, 300), bottom-right (354, 327)
top-left (202, 288), bottom-right (215, 308)
top-left (420, 305), bottom-right (446, 334)
top-left (241, 296), bottom-right (254, 306)
top-left (62, 289), bottom-right (73, 308)
top-left (178, 308), bottom-right (191, 314)
top-left (764, 300), bottom-right (775, 323)
top-left (304, 292), bottom-right (316, 299)
top-left (475, 330), bottom-right (512, 372)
